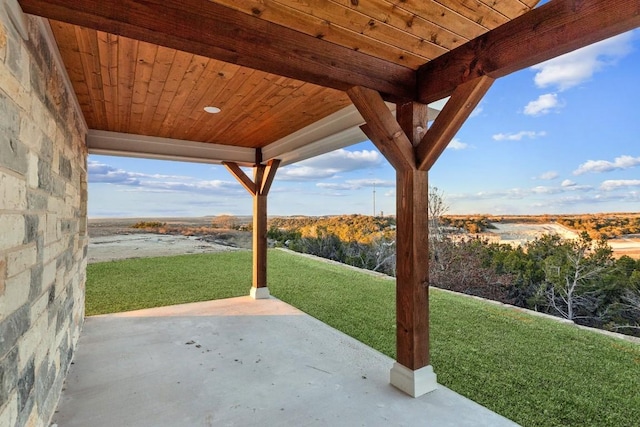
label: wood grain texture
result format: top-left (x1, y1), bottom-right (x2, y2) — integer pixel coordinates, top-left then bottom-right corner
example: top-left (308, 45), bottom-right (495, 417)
top-left (224, 162), bottom-right (256, 195)
top-left (49, 22), bottom-right (351, 148)
top-left (417, 0), bottom-right (640, 104)
top-left (224, 159), bottom-right (280, 289)
top-left (21, 0), bottom-right (416, 99)
top-left (253, 193), bottom-right (268, 288)
top-left (395, 166), bottom-right (430, 369)
top-left (348, 86), bottom-right (415, 171)
top-left (416, 76), bottom-right (494, 171)
top-left (260, 160), bottom-right (281, 196)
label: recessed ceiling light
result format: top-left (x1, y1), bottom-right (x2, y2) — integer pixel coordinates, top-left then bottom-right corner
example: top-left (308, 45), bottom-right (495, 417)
top-left (204, 106), bottom-right (221, 114)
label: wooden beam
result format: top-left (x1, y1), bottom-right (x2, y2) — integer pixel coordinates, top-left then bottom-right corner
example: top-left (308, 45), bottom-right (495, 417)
top-left (19, 0), bottom-right (415, 100)
top-left (253, 165), bottom-right (265, 196)
top-left (253, 192), bottom-right (268, 289)
top-left (417, 0), bottom-right (640, 104)
top-left (260, 159), bottom-right (281, 196)
top-left (395, 166), bottom-right (430, 370)
top-left (223, 162), bottom-right (256, 196)
top-left (396, 101), bottom-right (428, 147)
top-left (347, 87), bottom-right (415, 171)
top-left (416, 76), bottom-right (494, 171)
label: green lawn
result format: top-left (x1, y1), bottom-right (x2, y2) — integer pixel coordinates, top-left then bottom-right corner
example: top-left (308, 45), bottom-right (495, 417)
top-left (87, 250), bottom-right (640, 427)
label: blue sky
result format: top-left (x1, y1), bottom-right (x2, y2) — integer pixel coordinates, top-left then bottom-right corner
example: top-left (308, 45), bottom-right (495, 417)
top-left (89, 30), bottom-right (640, 218)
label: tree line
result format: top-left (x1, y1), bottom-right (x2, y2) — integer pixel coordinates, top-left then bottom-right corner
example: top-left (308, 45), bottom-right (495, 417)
top-left (267, 201), bottom-right (640, 337)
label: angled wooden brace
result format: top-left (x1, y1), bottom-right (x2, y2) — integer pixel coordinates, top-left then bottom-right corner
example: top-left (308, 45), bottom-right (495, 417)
top-left (347, 86), bottom-right (416, 171)
top-left (416, 76), bottom-right (494, 171)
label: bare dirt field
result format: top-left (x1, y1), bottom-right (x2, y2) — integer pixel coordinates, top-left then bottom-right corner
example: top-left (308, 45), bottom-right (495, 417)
top-left (607, 234), bottom-right (640, 259)
top-left (486, 223), bottom-right (640, 259)
top-left (88, 217), bottom-right (251, 263)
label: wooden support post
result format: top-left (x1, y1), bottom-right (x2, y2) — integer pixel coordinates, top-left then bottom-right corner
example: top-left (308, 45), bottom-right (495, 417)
top-left (253, 164), bottom-right (267, 292)
top-left (395, 102), bottom-right (430, 371)
top-left (224, 156), bottom-right (280, 299)
top-left (348, 86), bottom-right (437, 397)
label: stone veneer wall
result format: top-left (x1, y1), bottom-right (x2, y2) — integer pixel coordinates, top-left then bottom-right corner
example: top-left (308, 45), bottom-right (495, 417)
top-left (0, 9), bottom-right (88, 427)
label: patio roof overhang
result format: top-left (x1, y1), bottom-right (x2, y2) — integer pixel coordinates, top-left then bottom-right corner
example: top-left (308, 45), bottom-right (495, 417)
top-left (17, 0), bottom-right (640, 398)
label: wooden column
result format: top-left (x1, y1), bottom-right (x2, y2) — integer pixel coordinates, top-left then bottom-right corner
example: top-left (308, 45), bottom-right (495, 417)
top-left (252, 164), bottom-right (267, 290)
top-left (224, 154), bottom-right (280, 299)
top-left (395, 101), bottom-right (430, 371)
top-left (348, 79), bottom-right (492, 396)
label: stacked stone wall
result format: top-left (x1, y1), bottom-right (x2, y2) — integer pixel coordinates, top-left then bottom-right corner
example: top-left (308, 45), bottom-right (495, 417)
top-left (0, 10), bottom-right (87, 427)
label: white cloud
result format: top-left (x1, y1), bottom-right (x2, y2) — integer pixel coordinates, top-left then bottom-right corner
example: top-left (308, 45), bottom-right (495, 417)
top-left (447, 138), bottom-right (468, 150)
top-left (539, 171), bottom-right (558, 180)
top-left (561, 179), bottom-right (576, 187)
top-left (88, 160), bottom-right (241, 195)
top-left (531, 32), bottom-right (634, 91)
top-left (493, 131), bottom-right (547, 141)
top-left (600, 180), bottom-right (640, 191)
top-left (573, 155), bottom-right (640, 175)
top-left (523, 94), bottom-right (560, 116)
top-left (279, 149), bottom-right (382, 181)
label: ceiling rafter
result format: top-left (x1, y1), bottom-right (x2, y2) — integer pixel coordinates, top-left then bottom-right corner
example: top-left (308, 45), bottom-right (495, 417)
top-left (19, 0), bottom-right (416, 101)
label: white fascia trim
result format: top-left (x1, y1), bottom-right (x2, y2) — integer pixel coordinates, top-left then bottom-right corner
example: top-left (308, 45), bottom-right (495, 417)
top-left (36, 17), bottom-right (89, 133)
top-left (263, 103), bottom-right (442, 166)
top-left (87, 130), bottom-right (255, 165)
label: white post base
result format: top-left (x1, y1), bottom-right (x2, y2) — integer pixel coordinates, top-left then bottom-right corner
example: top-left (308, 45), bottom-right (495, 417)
top-left (390, 363), bottom-right (438, 397)
top-left (250, 287), bottom-right (270, 299)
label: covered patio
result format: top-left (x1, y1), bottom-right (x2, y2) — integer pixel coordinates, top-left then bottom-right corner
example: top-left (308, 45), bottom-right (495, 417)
top-left (52, 296), bottom-right (517, 427)
top-left (1, 0), bottom-right (638, 425)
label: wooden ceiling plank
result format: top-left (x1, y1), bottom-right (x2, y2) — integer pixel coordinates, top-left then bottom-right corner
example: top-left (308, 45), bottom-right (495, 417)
top-left (417, 0), bottom-right (640, 104)
top-left (194, 69), bottom-right (268, 144)
top-left (348, 86), bottom-right (415, 171)
top-left (50, 21), bottom-right (93, 123)
top-left (74, 26), bottom-right (108, 128)
top-left (19, 0), bottom-right (416, 100)
top-left (129, 42), bottom-right (158, 132)
top-left (137, 45), bottom-right (178, 136)
top-left (156, 55), bottom-right (209, 136)
top-left (213, 0), bottom-right (428, 69)
top-left (116, 36), bottom-right (138, 133)
top-left (416, 76), bottom-right (494, 171)
top-left (386, 0), bottom-right (488, 39)
top-left (216, 76), bottom-right (302, 143)
top-left (223, 162), bottom-right (257, 195)
top-left (148, 50), bottom-right (196, 134)
top-left (334, 0), bottom-right (469, 51)
top-left (189, 67), bottom-right (259, 143)
top-left (167, 60), bottom-right (231, 140)
top-left (434, 0), bottom-right (509, 29)
top-left (234, 84), bottom-right (346, 147)
top-left (96, 31), bottom-right (119, 130)
top-left (476, 0), bottom-right (533, 20)
top-left (176, 61), bottom-right (243, 141)
top-left (265, 0), bottom-right (448, 60)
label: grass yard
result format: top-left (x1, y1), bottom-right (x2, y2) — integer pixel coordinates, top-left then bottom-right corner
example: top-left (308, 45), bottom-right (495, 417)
top-left (87, 250), bottom-right (640, 427)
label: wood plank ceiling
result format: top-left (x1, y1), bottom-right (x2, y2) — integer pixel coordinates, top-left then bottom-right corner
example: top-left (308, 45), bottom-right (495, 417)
top-left (45, 0), bottom-right (539, 150)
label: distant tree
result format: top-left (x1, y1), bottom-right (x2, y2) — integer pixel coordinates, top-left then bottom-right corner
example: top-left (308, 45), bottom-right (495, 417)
top-left (212, 215), bottom-right (239, 229)
top-left (544, 233), bottom-right (614, 321)
top-left (428, 186), bottom-right (449, 238)
top-left (429, 238), bottom-right (513, 303)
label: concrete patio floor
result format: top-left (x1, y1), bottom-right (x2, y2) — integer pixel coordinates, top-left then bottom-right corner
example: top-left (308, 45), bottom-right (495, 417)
top-left (52, 296), bottom-right (519, 427)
